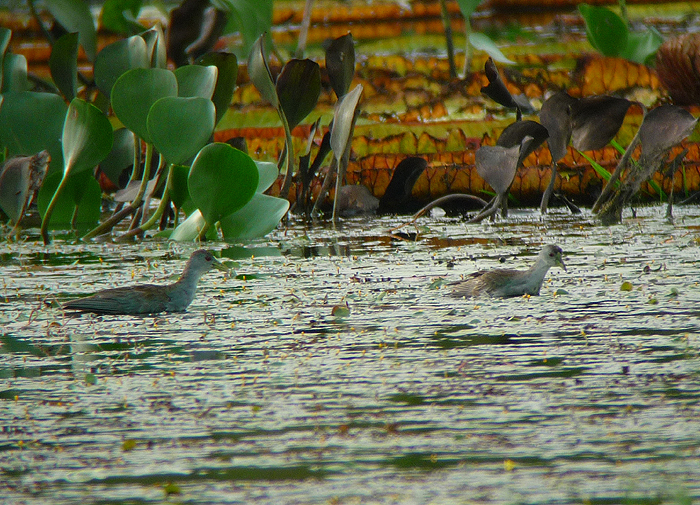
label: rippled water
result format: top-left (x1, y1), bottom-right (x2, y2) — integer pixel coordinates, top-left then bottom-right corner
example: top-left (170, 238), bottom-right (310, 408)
top-left (2, 206), bottom-right (700, 504)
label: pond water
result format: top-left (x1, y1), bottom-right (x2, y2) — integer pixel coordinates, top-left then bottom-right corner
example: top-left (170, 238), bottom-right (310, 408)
top-left (2, 206), bottom-right (700, 504)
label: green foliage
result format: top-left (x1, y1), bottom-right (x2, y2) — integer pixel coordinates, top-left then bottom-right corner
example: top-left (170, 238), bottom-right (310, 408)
top-left (43, 0), bottom-right (97, 61)
top-left (578, 4), bottom-right (663, 65)
top-left (215, 0), bottom-right (273, 59)
top-left (174, 65), bottom-right (217, 99)
top-left (50, 32), bottom-right (79, 100)
top-left (276, 59), bottom-right (321, 129)
top-left (100, 0), bottom-right (144, 35)
top-left (195, 52), bottom-right (238, 125)
top-left (93, 35), bottom-right (149, 98)
top-left (37, 171), bottom-right (101, 227)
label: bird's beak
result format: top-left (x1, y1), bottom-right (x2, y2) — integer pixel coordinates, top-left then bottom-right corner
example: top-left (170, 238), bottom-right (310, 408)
top-left (556, 254), bottom-right (567, 272)
top-left (212, 258), bottom-right (231, 275)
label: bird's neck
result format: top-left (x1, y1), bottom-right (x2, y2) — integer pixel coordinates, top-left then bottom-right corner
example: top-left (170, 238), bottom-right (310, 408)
top-left (525, 260), bottom-right (552, 288)
top-left (170, 265), bottom-right (205, 303)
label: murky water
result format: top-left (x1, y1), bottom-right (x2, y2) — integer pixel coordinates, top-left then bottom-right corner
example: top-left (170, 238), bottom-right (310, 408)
top-left (2, 206), bottom-right (700, 504)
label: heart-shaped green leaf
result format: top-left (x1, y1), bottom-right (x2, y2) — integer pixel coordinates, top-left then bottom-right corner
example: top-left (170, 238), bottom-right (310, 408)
top-left (140, 25), bottom-right (167, 68)
top-left (49, 32), bottom-right (79, 100)
top-left (174, 65), bottom-right (217, 98)
top-left (578, 4), bottom-right (628, 57)
top-left (276, 59), bottom-right (321, 129)
top-left (0, 91), bottom-right (67, 175)
top-left (169, 209), bottom-right (217, 241)
top-left (221, 0), bottom-right (273, 59)
top-left (196, 52), bottom-right (238, 125)
top-left (63, 98), bottom-right (114, 177)
top-left (148, 96), bottom-right (215, 164)
top-left (2, 53), bottom-right (29, 92)
top-left (111, 67), bottom-right (178, 142)
top-left (469, 32), bottom-right (515, 65)
top-left (44, 0), bottom-right (97, 61)
top-left (188, 143), bottom-right (259, 225)
top-left (94, 35), bottom-right (149, 97)
top-left (168, 164), bottom-right (191, 209)
top-left (219, 193), bottom-right (289, 240)
top-left (254, 161), bottom-right (278, 193)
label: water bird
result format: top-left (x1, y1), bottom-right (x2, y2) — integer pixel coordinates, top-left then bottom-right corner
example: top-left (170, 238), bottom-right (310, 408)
top-left (62, 249), bottom-right (228, 315)
top-left (450, 244), bottom-right (566, 298)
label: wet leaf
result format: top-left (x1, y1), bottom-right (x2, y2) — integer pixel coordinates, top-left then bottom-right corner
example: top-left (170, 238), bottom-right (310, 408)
top-left (325, 33), bottom-right (355, 98)
top-left (497, 120), bottom-right (549, 166)
top-left (276, 59), bottom-right (321, 129)
top-left (49, 32), bottom-right (79, 101)
top-left (254, 161), bottom-right (279, 193)
top-left (168, 164), bottom-right (191, 209)
top-left (100, 0), bottom-right (143, 35)
top-left (621, 28), bottom-right (664, 65)
top-left (331, 304), bottom-right (351, 317)
top-left (62, 98), bottom-right (113, 178)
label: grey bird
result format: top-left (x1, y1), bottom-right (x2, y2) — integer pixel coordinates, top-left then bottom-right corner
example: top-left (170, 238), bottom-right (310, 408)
top-left (450, 244), bottom-right (566, 298)
top-left (62, 249), bottom-right (228, 315)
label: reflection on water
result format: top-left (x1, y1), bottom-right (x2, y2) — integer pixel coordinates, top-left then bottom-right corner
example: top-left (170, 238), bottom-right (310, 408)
top-left (1, 206), bottom-right (700, 504)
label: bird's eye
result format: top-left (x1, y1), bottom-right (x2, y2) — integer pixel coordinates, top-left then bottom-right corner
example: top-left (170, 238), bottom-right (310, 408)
top-left (549, 253), bottom-right (554, 257)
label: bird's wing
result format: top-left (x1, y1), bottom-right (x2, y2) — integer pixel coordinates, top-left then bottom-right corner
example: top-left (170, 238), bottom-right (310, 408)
top-left (450, 268), bottom-right (522, 297)
top-left (63, 285), bottom-right (171, 315)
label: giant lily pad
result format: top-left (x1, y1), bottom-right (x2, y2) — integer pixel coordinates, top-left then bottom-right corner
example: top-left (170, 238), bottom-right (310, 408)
top-left (111, 67), bottom-right (178, 142)
top-left (148, 96), bottom-right (215, 164)
top-left (188, 143), bottom-right (259, 225)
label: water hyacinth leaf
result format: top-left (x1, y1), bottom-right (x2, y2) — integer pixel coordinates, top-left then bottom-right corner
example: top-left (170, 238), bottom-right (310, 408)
top-left (63, 98), bottom-right (114, 177)
top-left (219, 193), bottom-right (289, 240)
top-left (247, 33), bottom-right (278, 108)
top-left (2, 53), bottom-right (29, 92)
top-left (49, 32), bottom-right (79, 100)
top-left (100, 0), bottom-right (144, 35)
top-left (622, 28), bottom-right (664, 65)
top-left (571, 96), bottom-right (630, 151)
top-left (378, 156), bottom-right (427, 213)
top-left (174, 65), bottom-right (217, 99)
top-left (325, 33), bottom-right (355, 98)
top-left (480, 57), bottom-right (517, 109)
top-left (639, 105), bottom-right (698, 159)
top-left (578, 4), bottom-right (628, 58)
top-left (170, 209), bottom-right (217, 241)
top-left (0, 27), bottom-right (10, 57)
top-left (37, 170), bottom-right (101, 226)
top-left (255, 161), bottom-right (279, 193)
top-left (94, 35), bottom-right (149, 97)
top-left (0, 151), bottom-right (50, 223)
top-left (111, 67), bottom-right (178, 142)
top-left (148, 96), bottom-right (215, 165)
top-left (0, 91), bottom-right (67, 175)
top-left (188, 143), bottom-right (259, 224)
top-left (44, 0), bottom-right (97, 61)
top-left (140, 25), bottom-right (167, 69)
top-left (196, 52), bottom-right (238, 125)
top-left (276, 59), bottom-right (321, 129)
top-left (219, 0), bottom-right (273, 59)
top-left (99, 128), bottom-right (135, 187)
top-left (475, 143), bottom-right (521, 195)
top-left (331, 84), bottom-right (363, 159)
top-left (539, 91), bottom-right (576, 163)
top-left (497, 120), bottom-right (549, 167)
top-left (469, 33), bottom-right (515, 65)
top-left (168, 164), bottom-right (191, 209)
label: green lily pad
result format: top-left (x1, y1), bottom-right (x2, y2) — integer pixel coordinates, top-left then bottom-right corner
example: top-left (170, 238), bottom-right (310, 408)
top-left (188, 143), bottom-right (258, 225)
top-left (147, 96), bottom-right (215, 164)
top-left (111, 67), bottom-right (178, 142)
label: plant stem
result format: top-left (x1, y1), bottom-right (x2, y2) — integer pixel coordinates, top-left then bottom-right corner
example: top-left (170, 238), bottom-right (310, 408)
top-left (439, 0), bottom-right (457, 79)
top-left (463, 20), bottom-right (472, 78)
top-left (278, 108), bottom-right (296, 199)
top-left (40, 173), bottom-right (71, 245)
top-left (118, 165), bottom-right (173, 241)
top-left (295, 0), bottom-right (314, 58)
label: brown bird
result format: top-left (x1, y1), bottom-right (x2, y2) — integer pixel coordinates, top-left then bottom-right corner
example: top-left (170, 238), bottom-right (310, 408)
top-left (62, 249), bottom-right (228, 315)
top-left (450, 244), bottom-right (566, 298)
